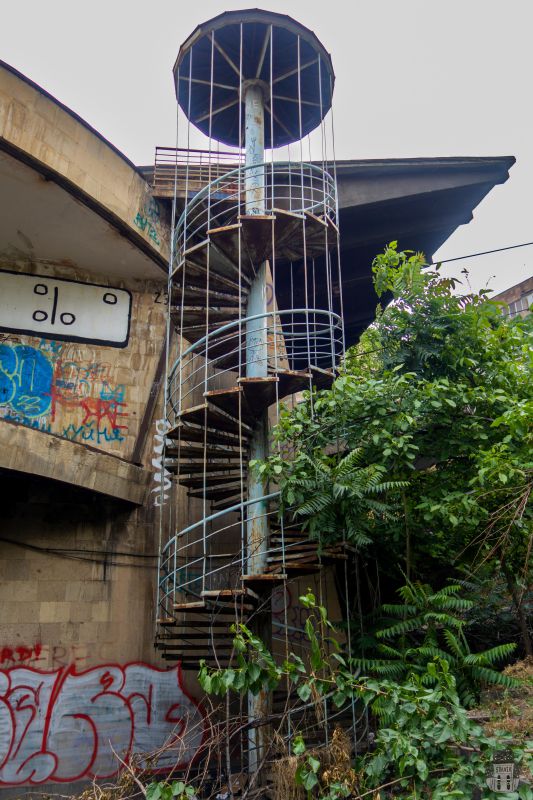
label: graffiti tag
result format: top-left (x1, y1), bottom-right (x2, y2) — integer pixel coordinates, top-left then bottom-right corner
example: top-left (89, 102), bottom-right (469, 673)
top-left (0, 663), bottom-right (204, 786)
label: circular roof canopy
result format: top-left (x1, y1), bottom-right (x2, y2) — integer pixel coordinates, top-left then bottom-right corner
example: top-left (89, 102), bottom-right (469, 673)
top-left (173, 9), bottom-right (335, 149)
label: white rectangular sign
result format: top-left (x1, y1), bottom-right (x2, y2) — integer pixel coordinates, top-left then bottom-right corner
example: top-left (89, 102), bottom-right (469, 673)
top-left (0, 271), bottom-right (132, 347)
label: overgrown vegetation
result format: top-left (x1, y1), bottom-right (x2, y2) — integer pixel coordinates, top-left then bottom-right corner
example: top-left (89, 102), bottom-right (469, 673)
top-left (352, 580), bottom-right (520, 707)
top-left (259, 243), bottom-right (532, 658)
top-left (198, 592), bottom-right (533, 799)
top-left (246, 244), bottom-right (532, 795)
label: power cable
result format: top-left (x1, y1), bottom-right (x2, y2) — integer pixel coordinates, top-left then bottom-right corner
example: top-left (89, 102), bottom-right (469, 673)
top-left (0, 536), bottom-right (158, 568)
top-left (429, 240), bottom-right (533, 267)
top-left (342, 240), bottom-right (533, 286)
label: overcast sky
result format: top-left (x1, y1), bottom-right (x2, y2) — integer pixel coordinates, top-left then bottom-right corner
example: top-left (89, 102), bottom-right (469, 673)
top-left (1, 0), bottom-right (531, 294)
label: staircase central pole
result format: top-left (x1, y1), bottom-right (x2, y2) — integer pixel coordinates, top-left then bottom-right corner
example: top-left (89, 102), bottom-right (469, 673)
top-left (244, 80), bottom-right (269, 573)
top-left (244, 79), bottom-right (271, 777)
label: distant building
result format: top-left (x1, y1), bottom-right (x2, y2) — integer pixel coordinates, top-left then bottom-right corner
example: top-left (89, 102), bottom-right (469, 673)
top-left (493, 275), bottom-right (533, 317)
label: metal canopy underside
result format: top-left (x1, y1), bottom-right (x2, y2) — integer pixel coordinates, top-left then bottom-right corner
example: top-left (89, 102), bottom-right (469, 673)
top-left (174, 9), bottom-right (334, 148)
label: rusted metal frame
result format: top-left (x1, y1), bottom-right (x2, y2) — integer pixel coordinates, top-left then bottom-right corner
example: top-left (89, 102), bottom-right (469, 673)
top-left (174, 162), bottom-right (337, 251)
top-left (196, 96), bottom-right (240, 124)
top-left (237, 22), bottom-right (247, 604)
top-left (213, 37), bottom-right (241, 78)
top-left (202, 29), bottom-right (216, 598)
top-left (177, 74), bottom-right (239, 92)
top-left (166, 310), bottom-right (342, 400)
top-left (155, 61), bottom-right (185, 628)
top-left (176, 53), bottom-right (195, 608)
top-left (328, 71), bottom-right (346, 354)
top-left (296, 36), bottom-right (313, 401)
top-left (272, 56), bottom-right (318, 85)
top-left (160, 494), bottom-right (280, 575)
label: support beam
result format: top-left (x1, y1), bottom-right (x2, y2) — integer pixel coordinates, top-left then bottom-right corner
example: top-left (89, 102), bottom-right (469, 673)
top-left (244, 79), bottom-right (271, 778)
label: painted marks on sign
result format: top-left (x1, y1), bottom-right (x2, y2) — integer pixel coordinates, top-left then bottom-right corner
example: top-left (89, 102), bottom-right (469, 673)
top-left (134, 198), bottom-right (162, 247)
top-left (0, 271), bottom-right (132, 347)
top-left (0, 663), bottom-right (204, 786)
top-left (0, 340), bottom-right (129, 448)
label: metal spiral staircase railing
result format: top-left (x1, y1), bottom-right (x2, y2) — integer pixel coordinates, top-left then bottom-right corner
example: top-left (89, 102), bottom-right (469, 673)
top-left (156, 162), bottom-right (345, 665)
top-left (155, 8), bottom-right (346, 773)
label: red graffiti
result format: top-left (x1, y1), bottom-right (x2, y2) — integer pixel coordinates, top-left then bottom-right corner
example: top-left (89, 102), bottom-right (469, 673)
top-left (0, 645), bottom-right (42, 665)
top-left (0, 663), bottom-right (205, 786)
top-left (80, 397), bottom-right (128, 430)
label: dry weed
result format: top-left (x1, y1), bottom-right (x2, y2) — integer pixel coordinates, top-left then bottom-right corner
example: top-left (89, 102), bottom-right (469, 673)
top-left (270, 727), bottom-right (358, 800)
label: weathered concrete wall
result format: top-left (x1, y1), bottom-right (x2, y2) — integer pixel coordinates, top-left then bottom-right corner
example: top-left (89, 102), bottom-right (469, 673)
top-left (0, 258), bottom-right (166, 462)
top-left (0, 474), bottom-right (205, 790)
top-left (0, 254), bottom-right (210, 789)
top-left (0, 64), bottom-right (206, 794)
top-left (0, 61), bottom-right (170, 262)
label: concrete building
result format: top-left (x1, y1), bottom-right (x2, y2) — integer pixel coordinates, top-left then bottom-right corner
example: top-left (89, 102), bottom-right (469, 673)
top-left (493, 275), bottom-right (533, 318)
top-left (0, 55), bottom-right (514, 795)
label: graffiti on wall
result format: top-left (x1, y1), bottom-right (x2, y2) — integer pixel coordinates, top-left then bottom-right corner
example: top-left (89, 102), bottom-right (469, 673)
top-left (0, 643), bottom-right (132, 670)
top-left (134, 198), bottom-right (162, 247)
top-left (0, 662), bottom-right (204, 786)
top-left (152, 418), bottom-right (172, 507)
top-left (0, 339), bottom-right (129, 447)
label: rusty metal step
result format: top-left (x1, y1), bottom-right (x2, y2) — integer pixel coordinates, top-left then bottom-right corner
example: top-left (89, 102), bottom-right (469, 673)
top-left (167, 419), bottom-right (248, 448)
top-left (172, 461), bottom-right (246, 475)
top-left (179, 402), bottom-right (254, 438)
top-left (172, 239), bottom-right (249, 293)
top-left (171, 282), bottom-right (247, 308)
top-left (165, 443), bottom-right (244, 460)
top-left (180, 473), bottom-right (243, 489)
top-left (188, 481), bottom-right (246, 501)
top-left (210, 491), bottom-right (248, 511)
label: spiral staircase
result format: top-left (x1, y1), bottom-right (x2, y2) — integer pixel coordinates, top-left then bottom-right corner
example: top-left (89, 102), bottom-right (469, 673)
top-left (154, 12), bottom-right (346, 772)
top-left (155, 159), bottom-right (346, 663)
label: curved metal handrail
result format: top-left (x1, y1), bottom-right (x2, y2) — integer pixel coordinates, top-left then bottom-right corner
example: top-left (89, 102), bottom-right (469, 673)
top-left (175, 161), bottom-right (337, 257)
top-left (169, 308), bottom-right (341, 383)
top-left (158, 492), bottom-right (281, 605)
top-left (166, 308), bottom-right (343, 422)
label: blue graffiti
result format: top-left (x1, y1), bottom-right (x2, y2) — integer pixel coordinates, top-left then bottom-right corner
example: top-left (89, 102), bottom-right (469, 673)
top-left (100, 382), bottom-right (125, 402)
top-left (0, 344), bottom-right (53, 418)
top-left (4, 413), bottom-right (51, 432)
top-left (63, 422), bottom-right (125, 444)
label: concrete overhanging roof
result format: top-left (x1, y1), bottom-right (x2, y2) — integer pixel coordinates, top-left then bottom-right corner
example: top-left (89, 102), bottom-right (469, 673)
top-left (0, 60), bottom-right (169, 281)
top-left (275, 155), bottom-right (516, 344)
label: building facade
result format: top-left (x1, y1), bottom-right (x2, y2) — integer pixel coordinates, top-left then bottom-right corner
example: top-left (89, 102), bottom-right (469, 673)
top-left (493, 275), bottom-right (533, 318)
